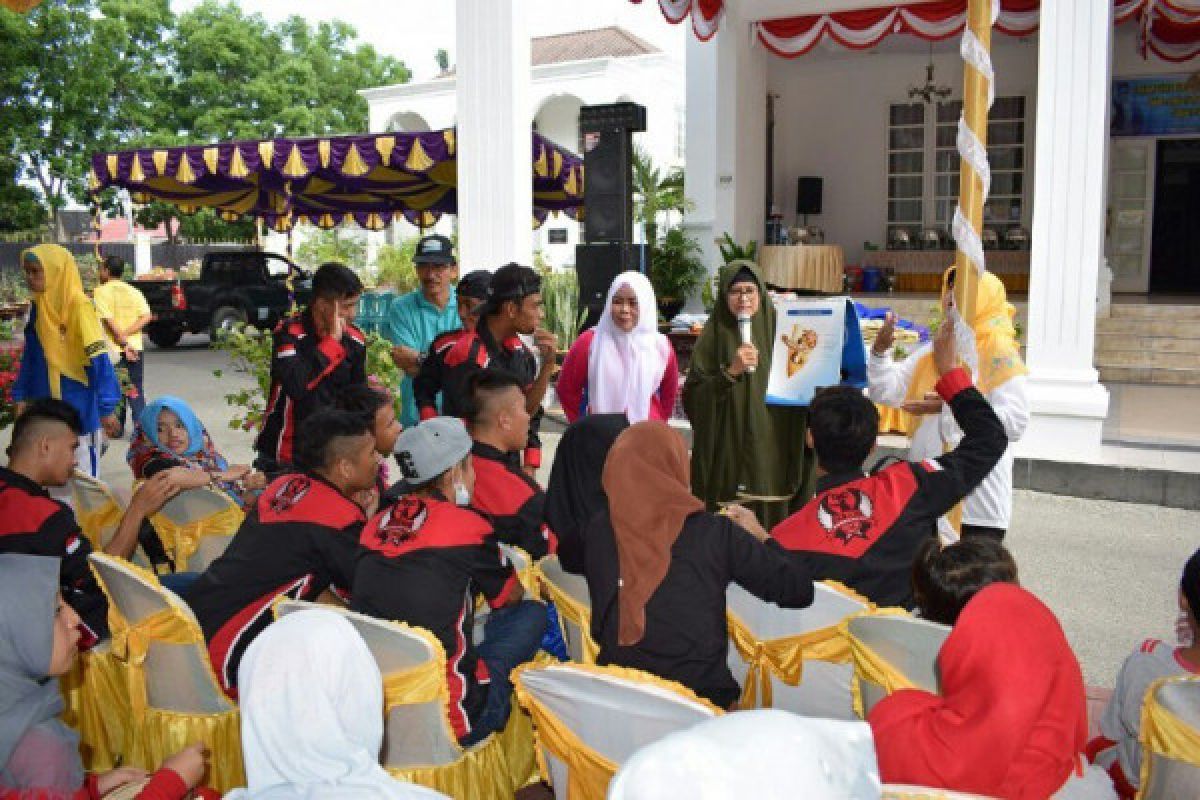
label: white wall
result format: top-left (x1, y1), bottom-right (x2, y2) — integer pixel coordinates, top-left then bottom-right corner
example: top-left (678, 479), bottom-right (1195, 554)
top-left (768, 35), bottom-right (1040, 265)
top-left (765, 23), bottom-right (1195, 268)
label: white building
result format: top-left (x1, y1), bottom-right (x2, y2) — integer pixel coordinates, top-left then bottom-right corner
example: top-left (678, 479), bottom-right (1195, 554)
top-left (360, 26), bottom-right (685, 268)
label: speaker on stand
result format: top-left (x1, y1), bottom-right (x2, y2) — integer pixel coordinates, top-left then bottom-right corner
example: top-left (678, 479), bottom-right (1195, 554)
top-left (796, 176), bottom-right (823, 227)
top-left (575, 102), bottom-right (647, 326)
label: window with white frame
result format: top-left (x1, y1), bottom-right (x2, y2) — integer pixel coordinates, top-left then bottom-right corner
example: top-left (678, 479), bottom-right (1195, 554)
top-left (887, 96), bottom-right (1027, 244)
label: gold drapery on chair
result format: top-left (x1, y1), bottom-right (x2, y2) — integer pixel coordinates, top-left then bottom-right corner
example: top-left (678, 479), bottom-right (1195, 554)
top-left (1139, 675), bottom-right (1200, 794)
top-left (59, 644), bottom-right (129, 772)
top-left (726, 581), bottom-right (870, 709)
top-left (533, 561), bottom-right (599, 664)
top-left (150, 501), bottom-right (243, 570)
top-left (90, 554), bottom-right (245, 792)
top-left (843, 608), bottom-right (923, 719)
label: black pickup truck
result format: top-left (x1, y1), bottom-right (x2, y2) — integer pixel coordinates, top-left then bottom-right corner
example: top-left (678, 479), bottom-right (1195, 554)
top-left (138, 251), bottom-right (311, 347)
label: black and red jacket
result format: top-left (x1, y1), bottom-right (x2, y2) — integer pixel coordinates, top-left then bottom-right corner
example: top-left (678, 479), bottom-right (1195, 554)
top-left (412, 322), bottom-right (543, 468)
top-left (254, 310), bottom-right (367, 472)
top-left (184, 473), bottom-right (363, 697)
top-left (351, 493), bottom-right (520, 745)
top-left (769, 368), bottom-right (1006, 609)
top-left (470, 441), bottom-right (556, 559)
top-left (0, 466), bottom-right (107, 643)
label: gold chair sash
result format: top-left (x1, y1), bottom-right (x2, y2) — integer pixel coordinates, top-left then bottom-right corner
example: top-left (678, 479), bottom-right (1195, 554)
top-left (842, 608), bottom-right (918, 719)
top-left (76, 498), bottom-right (124, 550)
top-left (513, 662), bottom-right (721, 800)
top-left (150, 503), bottom-right (243, 569)
top-left (108, 606), bottom-right (197, 719)
top-left (1139, 676), bottom-right (1200, 793)
top-left (533, 564), bottom-right (599, 664)
top-left (726, 581), bottom-right (870, 709)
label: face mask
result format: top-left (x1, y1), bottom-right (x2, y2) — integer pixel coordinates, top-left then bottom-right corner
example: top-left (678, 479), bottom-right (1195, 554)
top-left (454, 482), bottom-right (470, 507)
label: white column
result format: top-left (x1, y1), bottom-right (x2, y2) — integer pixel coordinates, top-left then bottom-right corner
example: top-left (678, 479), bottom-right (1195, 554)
top-left (1020, 0), bottom-right (1112, 462)
top-left (133, 234), bottom-right (152, 277)
top-left (684, 8), bottom-right (767, 284)
top-left (455, 0), bottom-right (532, 270)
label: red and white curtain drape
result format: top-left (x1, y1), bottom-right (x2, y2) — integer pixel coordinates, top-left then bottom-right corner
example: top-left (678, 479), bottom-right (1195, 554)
top-left (635, 0), bottom-right (1200, 62)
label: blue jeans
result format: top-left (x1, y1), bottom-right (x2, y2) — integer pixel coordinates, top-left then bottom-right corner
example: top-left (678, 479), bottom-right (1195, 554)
top-left (160, 572), bottom-right (200, 596)
top-left (462, 600), bottom-right (546, 747)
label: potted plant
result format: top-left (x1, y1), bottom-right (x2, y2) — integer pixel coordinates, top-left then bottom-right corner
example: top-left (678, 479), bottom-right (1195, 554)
top-left (649, 227), bottom-right (706, 323)
top-left (539, 268), bottom-right (586, 365)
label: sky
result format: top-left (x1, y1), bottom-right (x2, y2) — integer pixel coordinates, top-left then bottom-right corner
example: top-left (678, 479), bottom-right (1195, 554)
top-left (170, 0), bottom-right (686, 82)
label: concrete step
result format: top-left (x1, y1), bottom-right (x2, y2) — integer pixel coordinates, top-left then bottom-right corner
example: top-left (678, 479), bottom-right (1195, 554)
top-left (1099, 365), bottom-right (1200, 386)
top-left (1095, 350), bottom-right (1200, 369)
top-left (1110, 303), bottom-right (1200, 321)
top-left (1097, 318), bottom-right (1200, 338)
top-left (1095, 333), bottom-right (1200, 355)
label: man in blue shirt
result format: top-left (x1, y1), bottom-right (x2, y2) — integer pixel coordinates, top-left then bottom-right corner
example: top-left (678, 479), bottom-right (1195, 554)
top-left (385, 234), bottom-right (461, 428)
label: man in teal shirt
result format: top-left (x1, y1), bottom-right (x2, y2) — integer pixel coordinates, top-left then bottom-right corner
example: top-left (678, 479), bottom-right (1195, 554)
top-left (386, 234), bottom-right (461, 428)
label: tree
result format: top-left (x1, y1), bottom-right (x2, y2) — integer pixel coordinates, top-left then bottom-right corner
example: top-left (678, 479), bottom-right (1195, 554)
top-left (295, 226), bottom-right (366, 270)
top-left (632, 145), bottom-right (689, 251)
top-left (435, 48), bottom-right (450, 75)
top-left (0, 0), bottom-right (174, 234)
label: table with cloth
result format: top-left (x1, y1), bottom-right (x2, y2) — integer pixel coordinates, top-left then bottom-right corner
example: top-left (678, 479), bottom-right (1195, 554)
top-left (759, 245), bottom-right (844, 293)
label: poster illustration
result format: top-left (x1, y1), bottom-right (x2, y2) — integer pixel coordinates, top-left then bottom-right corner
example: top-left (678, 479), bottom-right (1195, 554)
top-left (766, 297), bottom-right (866, 407)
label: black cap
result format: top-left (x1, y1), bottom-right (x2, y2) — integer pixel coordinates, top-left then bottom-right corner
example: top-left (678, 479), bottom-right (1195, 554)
top-left (457, 270), bottom-right (492, 301)
top-left (413, 234), bottom-right (455, 266)
top-left (482, 263), bottom-right (541, 315)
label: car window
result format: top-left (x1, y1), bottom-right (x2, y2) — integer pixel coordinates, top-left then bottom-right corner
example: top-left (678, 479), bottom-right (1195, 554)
top-left (265, 256), bottom-right (292, 279)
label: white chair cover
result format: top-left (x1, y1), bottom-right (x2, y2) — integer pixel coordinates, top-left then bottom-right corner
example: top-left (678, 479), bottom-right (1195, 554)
top-left (847, 613), bottom-right (950, 717)
top-left (1139, 676), bottom-right (1200, 800)
top-left (517, 664), bottom-right (718, 799)
top-left (275, 598), bottom-right (462, 768)
top-left (538, 555), bottom-right (593, 662)
top-left (88, 553), bottom-right (232, 713)
top-left (69, 470), bottom-right (125, 547)
top-left (726, 582), bottom-right (867, 718)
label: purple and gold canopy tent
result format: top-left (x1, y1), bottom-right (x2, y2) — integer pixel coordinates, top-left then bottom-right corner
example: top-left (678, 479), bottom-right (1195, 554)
top-left (89, 129), bottom-right (584, 232)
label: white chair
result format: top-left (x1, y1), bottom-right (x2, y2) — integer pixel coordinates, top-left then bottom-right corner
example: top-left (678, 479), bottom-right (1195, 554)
top-left (515, 663), bottom-right (720, 800)
top-left (882, 785), bottom-right (996, 799)
top-left (726, 581), bottom-right (868, 719)
top-left (275, 598), bottom-right (537, 798)
top-left (474, 543), bottom-right (535, 644)
top-left (536, 555), bottom-right (596, 663)
top-left (87, 553), bottom-right (243, 791)
top-left (69, 471), bottom-right (126, 550)
top-left (276, 598), bottom-right (460, 768)
top-left (150, 486), bottom-right (242, 572)
top-left (1138, 675), bottom-right (1200, 799)
top-left (845, 613), bottom-right (950, 718)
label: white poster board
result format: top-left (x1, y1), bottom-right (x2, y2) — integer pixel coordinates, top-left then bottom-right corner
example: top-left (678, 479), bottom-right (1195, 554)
top-left (765, 298), bottom-right (847, 407)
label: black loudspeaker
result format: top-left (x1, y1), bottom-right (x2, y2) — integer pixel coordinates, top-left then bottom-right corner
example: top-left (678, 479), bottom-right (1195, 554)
top-left (796, 176), bottom-right (823, 216)
top-left (575, 243), bottom-right (647, 328)
top-left (580, 103), bottom-right (647, 244)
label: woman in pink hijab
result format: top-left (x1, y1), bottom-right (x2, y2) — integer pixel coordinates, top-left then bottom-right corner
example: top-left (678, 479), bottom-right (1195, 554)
top-left (556, 271), bottom-right (678, 423)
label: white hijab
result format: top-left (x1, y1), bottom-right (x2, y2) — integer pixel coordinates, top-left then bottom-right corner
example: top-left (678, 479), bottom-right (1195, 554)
top-left (226, 610), bottom-right (448, 800)
top-left (587, 271), bottom-right (670, 422)
top-left (608, 710), bottom-right (882, 800)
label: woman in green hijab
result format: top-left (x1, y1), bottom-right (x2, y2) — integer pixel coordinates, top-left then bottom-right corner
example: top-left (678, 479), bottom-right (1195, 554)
top-left (683, 261), bottom-right (814, 527)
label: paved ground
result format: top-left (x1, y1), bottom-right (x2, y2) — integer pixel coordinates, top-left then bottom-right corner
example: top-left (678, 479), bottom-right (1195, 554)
top-left (9, 335), bottom-right (1193, 688)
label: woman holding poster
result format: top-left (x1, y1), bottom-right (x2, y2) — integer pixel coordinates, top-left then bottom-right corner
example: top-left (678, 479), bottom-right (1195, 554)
top-left (867, 267), bottom-right (1028, 542)
top-left (683, 261), bottom-right (814, 527)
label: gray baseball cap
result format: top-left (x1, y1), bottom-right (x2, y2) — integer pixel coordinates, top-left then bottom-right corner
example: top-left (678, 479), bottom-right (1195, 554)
top-left (393, 417), bottom-right (472, 486)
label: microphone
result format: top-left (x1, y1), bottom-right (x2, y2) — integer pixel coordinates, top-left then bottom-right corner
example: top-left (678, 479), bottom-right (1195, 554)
top-left (737, 313), bottom-right (755, 373)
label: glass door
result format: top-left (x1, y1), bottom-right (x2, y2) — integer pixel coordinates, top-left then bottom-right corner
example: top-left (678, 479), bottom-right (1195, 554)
top-left (1107, 139), bottom-right (1153, 293)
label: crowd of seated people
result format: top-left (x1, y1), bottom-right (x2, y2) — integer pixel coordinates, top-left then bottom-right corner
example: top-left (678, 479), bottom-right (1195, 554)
top-left (3, 262), bottom-right (1176, 800)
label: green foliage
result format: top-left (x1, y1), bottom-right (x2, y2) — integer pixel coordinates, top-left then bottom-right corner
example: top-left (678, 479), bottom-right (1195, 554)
top-left (2, 0), bottom-right (411, 224)
top-left (212, 321), bottom-right (403, 430)
top-left (632, 146), bottom-right (689, 250)
top-left (295, 227), bottom-right (366, 271)
top-left (0, 182), bottom-right (45, 232)
top-left (375, 238), bottom-right (418, 293)
top-left (717, 233), bottom-right (758, 265)
top-left (650, 228), bottom-right (706, 304)
top-left (0, 271), bottom-right (30, 306)
top-left (540, 269), bottom-right (585, 350)
top-left (435, 48), bottom-right (450, 74)
top-left (133, 203), bottom-right (255, 245)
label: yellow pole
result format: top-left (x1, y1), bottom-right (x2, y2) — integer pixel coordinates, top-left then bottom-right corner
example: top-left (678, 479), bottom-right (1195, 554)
top-left (954, 0), bottom-right (993, 324)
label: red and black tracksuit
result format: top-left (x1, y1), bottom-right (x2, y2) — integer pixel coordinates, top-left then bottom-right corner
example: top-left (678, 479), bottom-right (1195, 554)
top-left (470, 441), bottom-right (556, 559)
top-left (183, 473), bottom-right (363, 697)
top-left (351, 493), bottom-right (521, 745)
top-left (254, 310), bottom-right (367, 473)
top-left (0, 466), bottom-right (107, 643)
top-left (769, 367), bottom-right (1007, 609)
top-left (413, 323), bottom-right (543, 469)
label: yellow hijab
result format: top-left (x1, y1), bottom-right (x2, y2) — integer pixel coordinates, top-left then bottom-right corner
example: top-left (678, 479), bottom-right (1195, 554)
top-left (22, 245), bottom-right (108, 394)
top-left (905, 267), bottom-right (1028, 423)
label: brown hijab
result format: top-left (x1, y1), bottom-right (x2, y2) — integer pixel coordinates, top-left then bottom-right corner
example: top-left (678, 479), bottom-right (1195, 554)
top-left (601, 421), bottom-right (705, 646)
